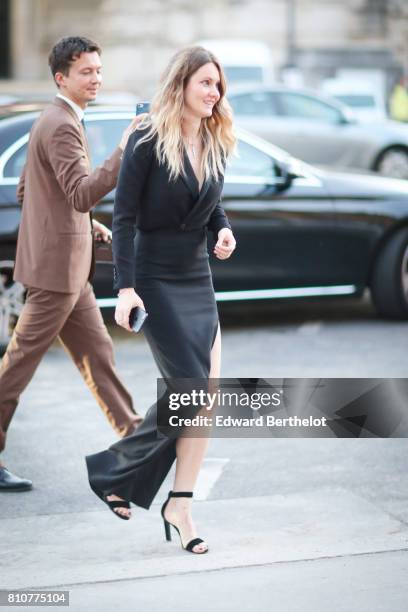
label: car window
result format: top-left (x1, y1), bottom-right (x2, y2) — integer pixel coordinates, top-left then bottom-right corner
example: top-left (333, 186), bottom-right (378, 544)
top-left (277, 93), bottom-right (342, 123)
top-left (334, 94), bottom-right (376, 108)
top-left (85, 118), bottom-right (129, 168)
top-left (229, 92), bottom-right (278, 116)
top-left (3, 118), bottom-right (130, 178)
top-left (227, 140), bottom-right (278, 179)
top-left (225, 66), bottom-right (264, 84)
top-left (3, 142), bottom-right (27, 178)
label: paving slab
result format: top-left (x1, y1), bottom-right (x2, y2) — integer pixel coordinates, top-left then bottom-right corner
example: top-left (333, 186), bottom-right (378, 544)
top-left (1, 489), bottom-right (407, 590)
top-left (66, 549), bottom-right (408, 612)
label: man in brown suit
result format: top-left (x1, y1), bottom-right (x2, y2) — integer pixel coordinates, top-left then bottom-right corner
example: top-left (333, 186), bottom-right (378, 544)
top-left (0, 36), bottom-right (143, 491)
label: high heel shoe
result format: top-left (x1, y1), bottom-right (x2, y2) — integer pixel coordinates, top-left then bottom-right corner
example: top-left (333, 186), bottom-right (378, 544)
top-left (161, 491), bottom-right (208, 554)
top-left (103, 494), bottom-right (131, 520)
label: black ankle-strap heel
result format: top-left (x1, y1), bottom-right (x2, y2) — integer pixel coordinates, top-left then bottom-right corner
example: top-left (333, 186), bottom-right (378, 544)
top-left (103, 495), bottom-right (131, 520)
top-left (160, 491), bottom-right (208, 554)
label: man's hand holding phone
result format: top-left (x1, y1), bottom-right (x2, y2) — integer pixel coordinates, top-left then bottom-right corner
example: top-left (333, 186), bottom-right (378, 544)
top-left (136, 102), bottom-right (150, 116)
top-left (115, 288), bottom-right (147, 332)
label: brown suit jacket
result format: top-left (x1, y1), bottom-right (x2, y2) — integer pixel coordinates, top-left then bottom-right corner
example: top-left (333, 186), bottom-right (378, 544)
top-left (14, 96), bottom-right (122, 293)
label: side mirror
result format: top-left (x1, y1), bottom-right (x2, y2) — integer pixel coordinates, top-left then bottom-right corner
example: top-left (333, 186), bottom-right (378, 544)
top-left (274, 160), bottom-right (298, 192)
top-left (338, 108), bottom-right (357, 125)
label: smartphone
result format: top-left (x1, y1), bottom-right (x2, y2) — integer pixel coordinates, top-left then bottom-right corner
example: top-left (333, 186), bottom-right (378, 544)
top-left (136, 102), bottom-right (150, 115)
top-left (129, 306), bottom-right (148, 333)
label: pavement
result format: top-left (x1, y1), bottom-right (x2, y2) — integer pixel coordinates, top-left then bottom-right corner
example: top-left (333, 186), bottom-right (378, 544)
top-left (1, 297), bottom-right (408, 611)
top-left (2, 488), bottom-right (408, 611)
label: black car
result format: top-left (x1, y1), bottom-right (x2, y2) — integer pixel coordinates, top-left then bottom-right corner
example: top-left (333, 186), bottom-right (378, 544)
top-left (1, 107), bottom-right (408, 352)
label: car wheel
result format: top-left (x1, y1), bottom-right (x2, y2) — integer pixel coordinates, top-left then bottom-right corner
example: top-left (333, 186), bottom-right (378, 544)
top-left (0, 261), bottom-right (25, 355)
top-left (371, 227), bottom-right (408, 319)
top-left (376, 147), bottom-right (408, 180)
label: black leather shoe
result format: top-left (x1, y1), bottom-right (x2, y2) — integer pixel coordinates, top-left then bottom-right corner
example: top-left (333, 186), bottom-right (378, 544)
top-left (0, 467), bottom-right (33, 492)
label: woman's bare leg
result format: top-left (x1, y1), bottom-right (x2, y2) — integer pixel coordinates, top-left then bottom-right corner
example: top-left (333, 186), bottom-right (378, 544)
top-left (164, 325), bottom-right (221, 553)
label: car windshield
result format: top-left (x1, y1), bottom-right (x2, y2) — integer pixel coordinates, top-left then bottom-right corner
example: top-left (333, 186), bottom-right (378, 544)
top-left (333, 94), bottom-right (376, 108)
top-left (227, 139), bottom-right (278, 179)
top-left (229, 92), bottom-right (278, 116)
top-left (3, 142), bottom-right (27, 177)
top-left (277, 93), bottom-right (342, 123)
top-left (84, 117), bottom-right (129, 168)
top-left (1, 115), bottom-right (307, 183)
top-left (224, 66), bottom-right (264, 83)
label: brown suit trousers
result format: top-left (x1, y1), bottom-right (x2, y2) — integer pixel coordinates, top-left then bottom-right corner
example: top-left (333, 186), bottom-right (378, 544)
top-left (0, 283), bottom-right (141, 453)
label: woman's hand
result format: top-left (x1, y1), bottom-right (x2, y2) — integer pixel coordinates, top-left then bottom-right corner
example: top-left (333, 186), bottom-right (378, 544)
top-left (214, 228), bottom-right (236, 260)
top-left (115, 288), bottom-right (145, 332)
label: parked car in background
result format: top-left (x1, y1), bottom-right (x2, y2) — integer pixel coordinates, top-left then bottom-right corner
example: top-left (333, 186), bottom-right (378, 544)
top-left (228, 84), bottom-right (408, 179)
top-left (0, 100), bottom-right (49, 119)
top-left (196, 39), bottom-right (273, 85)
top-left (320, 78), bottom-right (387, 123)
top-left (1, 107), bottom-right (408, 353)
top-left (0, 95), bottom-right (19, 106)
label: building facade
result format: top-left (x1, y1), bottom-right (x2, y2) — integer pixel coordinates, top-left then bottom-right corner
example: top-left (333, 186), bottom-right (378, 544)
top-left (0, 0), bottom-right (406, 97)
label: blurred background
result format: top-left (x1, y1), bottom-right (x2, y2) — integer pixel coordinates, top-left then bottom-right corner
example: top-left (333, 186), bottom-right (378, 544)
top-left (2, 0), bottom-right (408, 353)
top-left (0, 0), bottom-right (407, 110)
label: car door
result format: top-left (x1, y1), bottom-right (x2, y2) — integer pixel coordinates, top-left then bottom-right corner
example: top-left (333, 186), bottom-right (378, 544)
top-left (230, 91), bottom-right (298, 155)
top-left (231, 91), bottom-right (361, 168)
top-left (273, 91), bottom-right (357, 166)
top-left (211, 135), bottom-right (348, 297)
top-left (0, 138), bottom-right (28, 241)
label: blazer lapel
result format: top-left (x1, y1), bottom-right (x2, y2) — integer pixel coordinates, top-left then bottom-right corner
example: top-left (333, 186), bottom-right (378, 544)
top-left (197, 174), bottom-right (211, 202)
top-left (53, 97), bottom-right (91, 162)
top-left (81, 123), bottom-right (91, 161)
top-left (181, 148), bottom-right (199, 199)
top-left (180, 147), bottom-right (219, 224)
top-left (182, 174), bottom-right (213, 225)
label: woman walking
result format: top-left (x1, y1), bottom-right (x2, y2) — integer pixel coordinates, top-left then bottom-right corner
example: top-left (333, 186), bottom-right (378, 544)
top-left (86, 46), bottom-right (236, 554)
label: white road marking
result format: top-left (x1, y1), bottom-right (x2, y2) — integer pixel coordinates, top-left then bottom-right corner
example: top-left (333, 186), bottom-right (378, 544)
top-left (298, 321), bottom-right (322, 335)
top-left (194, 458), bottom-right (230, 500)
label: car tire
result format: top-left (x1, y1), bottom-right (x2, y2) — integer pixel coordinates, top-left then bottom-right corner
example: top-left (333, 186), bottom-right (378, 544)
top-left (0, 260), bottom-right (26, 355)
top-left (371, 227), bottom-right (408, 319)
top-left (375, 146), bottom-right (408, 180)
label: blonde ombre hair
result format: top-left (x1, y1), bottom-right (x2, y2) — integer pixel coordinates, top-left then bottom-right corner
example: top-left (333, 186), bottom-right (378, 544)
top-left (137, 46), bottom-right (236, 181)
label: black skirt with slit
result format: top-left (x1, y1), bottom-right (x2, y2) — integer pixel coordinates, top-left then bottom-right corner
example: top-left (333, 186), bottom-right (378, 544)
top-left (85, 227), bottom-right (218, 510)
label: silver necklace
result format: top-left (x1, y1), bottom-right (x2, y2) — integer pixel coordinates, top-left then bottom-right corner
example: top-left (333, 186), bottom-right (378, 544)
top-left (188, 141), bottom-right (196, 159)
top-left (186, 138), bottom-right (200, 160)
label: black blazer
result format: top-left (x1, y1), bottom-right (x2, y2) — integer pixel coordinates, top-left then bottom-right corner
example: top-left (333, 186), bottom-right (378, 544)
top-left (112, 128), bottom-right (231, 289)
